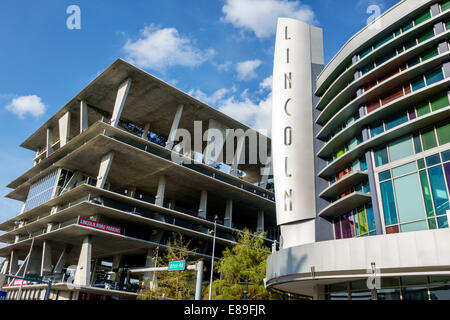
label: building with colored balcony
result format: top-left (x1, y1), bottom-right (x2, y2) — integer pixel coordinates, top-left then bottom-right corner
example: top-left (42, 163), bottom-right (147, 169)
top-left (267, 0), bottom-right (450, 300)
top-left (0, 59), bottom-right (277, 300)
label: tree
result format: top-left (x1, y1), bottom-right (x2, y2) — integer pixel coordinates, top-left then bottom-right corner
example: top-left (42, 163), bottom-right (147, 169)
top-left (207, 229), bottom-right (284, 300)
top-left (137, 233), bottom-right (198, 300)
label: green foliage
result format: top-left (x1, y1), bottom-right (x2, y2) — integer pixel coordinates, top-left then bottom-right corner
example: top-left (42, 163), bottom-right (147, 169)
top-left (138, 233), bottom-right (197, 300)
top-left (207, 229), bottom-right (283, 300)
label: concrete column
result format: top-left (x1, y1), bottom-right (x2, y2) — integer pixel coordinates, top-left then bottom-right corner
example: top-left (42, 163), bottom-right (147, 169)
top-left (312, 285), bottom-right (326, 300)
top-left (46, 223), bottom-right (53, 233)
top-left (9, 251), bottom-right (19, 275)
top-left (40, 241), bottom-right (52, 276)
top-left (128, 187), bottom-right (136, 198)
top-left (96, 152), bottom-right (115, 189)
top-left (431, 2), bottom-right (441, 16)
top-left (224, 199), bottom-right (233, 228)
top-left (46, 127), bottom-right (54, 157)
top-left (54, 247), bottom-right (69, 274)
top-left (58, 111), bottom-right (71, 147)
top-left (165, 104), bottom-right (184, 150)
top-left (198, 190), bottom-right (208, 219)
top-left (110, 78), bottom-right (132, 127)
top-left (110, 255), bottom-right (122, 283)
top-left (257, 210), bottom-right (265, 232)
top-left (80, 100), bottom-right (88, 133)
top-left (438, 41), bottom-right (449, 54)
top-left (155, 176), bottom-right (166, 207)
top-left (142, 123), bottom-right (151, 139)
top-left (74, 236), bottom-right (92, 286)
top-left (231, 134), bottom-right (246, 176)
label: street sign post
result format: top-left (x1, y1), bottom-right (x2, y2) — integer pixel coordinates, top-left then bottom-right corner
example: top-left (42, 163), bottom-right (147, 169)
top-left (24, 274), bottom-right (43, 283)
top-left (168, 260), bottom-right (186, 271)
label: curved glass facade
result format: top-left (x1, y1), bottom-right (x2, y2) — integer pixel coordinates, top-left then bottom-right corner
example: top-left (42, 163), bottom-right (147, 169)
top-left (315, 0), bottom-right (450, 240)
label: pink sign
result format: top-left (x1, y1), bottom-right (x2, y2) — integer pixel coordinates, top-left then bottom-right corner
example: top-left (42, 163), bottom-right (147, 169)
top-left (4, 280), bottom-right (30, 287)
top-left (79, 218), bottom-right (121, 234)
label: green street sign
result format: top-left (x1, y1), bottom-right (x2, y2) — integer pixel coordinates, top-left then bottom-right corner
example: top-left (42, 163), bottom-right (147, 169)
top-left (168, 260), bottom-right (186, 271)
top-left (24, 274), bottom-right (43, 282)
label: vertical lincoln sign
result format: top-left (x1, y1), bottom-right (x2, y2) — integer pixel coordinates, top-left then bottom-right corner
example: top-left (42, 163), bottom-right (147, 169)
top-left (272, 18), bottom-right (323, 246)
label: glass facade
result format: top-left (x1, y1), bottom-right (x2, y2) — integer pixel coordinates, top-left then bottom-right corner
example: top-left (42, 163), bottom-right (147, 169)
top-left (333, 203), bottom-right (376, 239)
top-left (24, 170), bottom-right (59, 212)
top-left (326, 276), bottom-right (450, 300)
top-left (378, 149), bottom-right (450, 234)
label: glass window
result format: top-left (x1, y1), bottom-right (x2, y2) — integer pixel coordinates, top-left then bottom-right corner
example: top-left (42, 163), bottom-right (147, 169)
top-left (430, 286), bottom-right (450, 300)
top-left (360, 156), bottom-right (367, 171)
top-left (374, 147), bottom-right (389, 167)
top-left (342, 211), bottom-right (356, 238)
top-left (442, 150), bottom-right (450, 162)
top-left (389, 135), bottom-right (414, 162)
top-left (429, 218), bottom-right (437, 229)
top-left (437, 215), bottom-right (449, 228)
top-left (385, 113), bottom-right (408, 131)
top-left (377, 288), bottom-right (401, 300)
top-left (402, 21), bottom-right (414, 32)
top-left (400, 220), bottom-right (428, 232)
top-left (374, 34), bottom-right (394, 49)
top-left (394, 173), bottom-right (427, 223)
top-left (416, 101), bottom-right (431, 117)
top-left (426, 154), bottom-right (441, 166)
top-left (428, 165), bottom-right (450, 215)
top-left (420, 170), bottom-right (435, 217)
top-left (418, 158), bottom-right (426, 169)
top-left (404, 38), bottom-right (417, 50)
top-left (360, 46), bottom-right (373, 59)
top-left (392, 162), bottom-right (417, 177)
top-left (417, 29), bottom-right (435, 43)
top-left (379, 170), bottom-right (391, 181)
top-left (437, 120), bottom-right (450, 145)
top-left (431, 93), bottom-right (450, 111)
top-left (414, 134), bottom-right (423, 153)
top-left (380, 181), bottom-right (398, 225)
top-left (370, 121), bottom-right (384, 137)
top-left (375, 50), bottom-right (396, 66)
top-left (421, 127), bottom-right (438, 150)
top-left (411, 76), bottom-right (426, 91)
top-left (422, 47), bottom-right (439, 61)
top-left (443, 1), bottom-right (450, 11)
top-left (366, 203), bottom-right (376, 231)
top-left (362, 63), bottom-right (375, 75)
top-left (425, 68), bottom-right (444, 86)
top-left (407, 56), bottom-right (421, 68)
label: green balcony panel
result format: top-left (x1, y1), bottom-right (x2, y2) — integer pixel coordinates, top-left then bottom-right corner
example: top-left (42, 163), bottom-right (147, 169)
top-left (417, 29), bottom-right (435, 43)
top-left (416, 101), bottom-right (431, 116)
top-left (421, 127), bottom-right (438, 150)
top-left (431, 93), bottom-right (449, 111)
top-left (437, 120), bottom-right (450, 145)
top-left (414, 10), bottom-right (432, 26)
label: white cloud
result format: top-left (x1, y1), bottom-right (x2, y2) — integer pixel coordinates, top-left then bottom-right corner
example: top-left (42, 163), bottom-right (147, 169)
top-left (5, 95), bottom-right (46, 119)
top-left (221, 0), bottom-right (317, 38)
top-left (236, 59), bottom-right (262, 81)
top-left (123, 25), bottom-right (215, 71)
top-left (190, 76), bottom-right (273, 136)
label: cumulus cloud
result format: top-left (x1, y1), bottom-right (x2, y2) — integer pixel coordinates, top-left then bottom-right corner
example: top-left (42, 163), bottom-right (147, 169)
top-left (190, 76), bottom-right (273, 136)
top-left (5, 95), bottom-right (46, 119)
top-left (221, 0), bottom-right (317, 38)
top-left (236, 59), bottom-right (262, 81)
top-left (123, 25), bottom-right (215, 72)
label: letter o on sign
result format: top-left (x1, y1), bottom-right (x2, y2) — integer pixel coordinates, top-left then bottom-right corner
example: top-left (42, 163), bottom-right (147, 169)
top-left (284, 127), bottom-right (292, 146)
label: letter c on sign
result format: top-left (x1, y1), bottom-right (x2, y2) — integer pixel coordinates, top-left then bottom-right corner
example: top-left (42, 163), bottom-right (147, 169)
top-left (284, 98), bottom-right (292, 116)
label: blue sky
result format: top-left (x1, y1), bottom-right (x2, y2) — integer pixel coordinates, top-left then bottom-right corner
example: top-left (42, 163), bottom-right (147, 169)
top-left (0, 0), bottom-right (399, 221)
